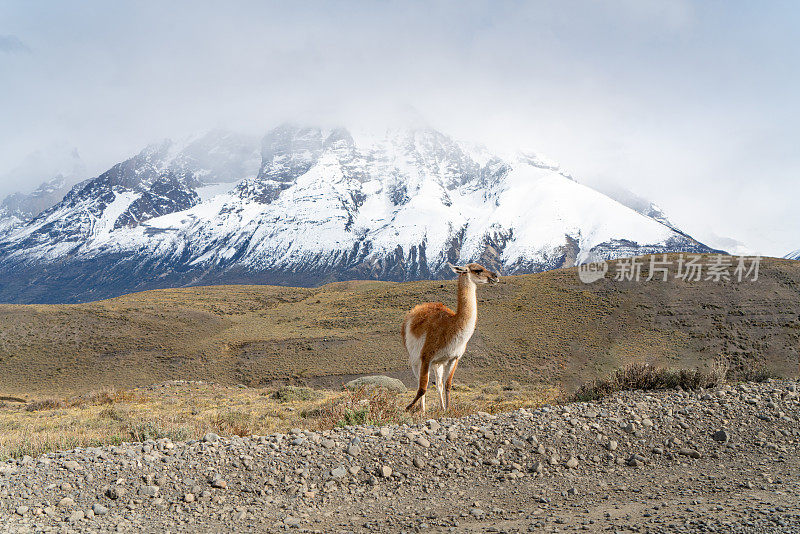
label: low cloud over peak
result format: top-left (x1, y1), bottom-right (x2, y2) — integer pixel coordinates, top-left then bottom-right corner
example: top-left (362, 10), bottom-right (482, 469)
top-left (0, 1), bottom-right (797, 256)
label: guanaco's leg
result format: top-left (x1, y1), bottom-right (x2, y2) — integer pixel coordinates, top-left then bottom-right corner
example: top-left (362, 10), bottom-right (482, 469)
top-left (444, 358), bottom-right (460, 411)
top-left (434, 364), bottom-right (446, 410)
top-left (406, 356), bottom-right (431, 412)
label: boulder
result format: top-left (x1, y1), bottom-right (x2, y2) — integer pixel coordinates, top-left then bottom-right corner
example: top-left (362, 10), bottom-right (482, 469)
top-left (345, 375), bottom-right (406, 393)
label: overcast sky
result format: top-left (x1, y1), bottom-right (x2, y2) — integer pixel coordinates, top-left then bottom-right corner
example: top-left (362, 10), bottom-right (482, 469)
top-left (1, 1), bottom-right (797, 256)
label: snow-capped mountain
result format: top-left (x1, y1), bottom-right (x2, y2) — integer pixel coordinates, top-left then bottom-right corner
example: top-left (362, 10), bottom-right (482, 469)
top-left (0, 125), bottom-right (716, 303)
top-left (0, 146), bottom-right (87, 233)
top-left (786, 250), bottom-right (800, 260)
top-left (0, 176), bottom-right (76, 233)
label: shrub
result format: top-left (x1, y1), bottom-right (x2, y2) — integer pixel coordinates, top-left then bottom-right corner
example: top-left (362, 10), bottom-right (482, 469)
top-left (726, 365), bottom-right (777, 383)
top-left (25, 399), bottom-right (64, 412)
top-left (125, 420), bottom-right (194, 442)
top-left (99, 406), bottom-right (126, 422)
top-left (25, 388), bottom-right (147, 412)
top-left (337, 407), bottom-right (372, 427)
top-left (303, 386), bottom-right (410, 428)
top-left (68, 388), bottom-right (144, 407)
top-left (126, 421), bottom-right (169, 441)
top-left (571, 362), bottom-right (727, 402)
top-left (270, 385), bottom-right (321, 403)
top-left (211, 410), bottom-right (253, 436)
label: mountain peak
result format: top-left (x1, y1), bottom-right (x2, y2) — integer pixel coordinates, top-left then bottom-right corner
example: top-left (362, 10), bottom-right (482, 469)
top-left (0, 125), bottom-right (715, 303)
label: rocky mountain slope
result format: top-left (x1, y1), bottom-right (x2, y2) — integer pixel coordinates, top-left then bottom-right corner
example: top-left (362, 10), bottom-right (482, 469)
top-left (0, 379), bottom-right (797, 532)
top-left (0, 147), bottom-right (87, 234)
top-left (0, 176), bottom-right (77, 234)
top-left (0, 125), bottom-right (716, 304)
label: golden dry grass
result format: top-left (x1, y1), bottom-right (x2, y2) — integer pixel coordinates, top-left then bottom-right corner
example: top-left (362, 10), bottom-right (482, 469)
top-left (0, 380), bottom-right (560, 460)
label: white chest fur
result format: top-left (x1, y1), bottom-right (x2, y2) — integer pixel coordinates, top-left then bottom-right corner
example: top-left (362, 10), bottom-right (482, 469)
top-left (435, 314), bottom-right (476, 363)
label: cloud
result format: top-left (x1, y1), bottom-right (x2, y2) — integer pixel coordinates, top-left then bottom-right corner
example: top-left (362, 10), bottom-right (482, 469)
top-left (0, 34), bottom-right (29, 53)
top-left (0, 1), bottom-right (797, 256)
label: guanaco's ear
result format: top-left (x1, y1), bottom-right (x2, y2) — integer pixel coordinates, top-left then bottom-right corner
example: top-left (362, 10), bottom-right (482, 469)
top-left (448, 263), bottom-right (468, 274)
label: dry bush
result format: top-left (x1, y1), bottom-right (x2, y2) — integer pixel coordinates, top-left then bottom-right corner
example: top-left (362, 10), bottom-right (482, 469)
top-left (726, 364), bottom-right (777, 383)
top-left (25, 399), bottom-right (64, 412)
top-left (211, 410), bottom-right (254, 437)
top-left (69, 387), bottom-right (145, 407)
top-left (303, 386), bottom-right (412, 428)
top-left (269, 385), bottom-right (321, 403)
top-left (572, 362), bottom-right (727, 402)
top-left (25, 388), bottom-right (147, 412)
top-left (99, 406), bottom-right (126, 422)
top-left (124, 419), bottom-right (195, 442)
top-left (3, 432), bottom-right (102, 459)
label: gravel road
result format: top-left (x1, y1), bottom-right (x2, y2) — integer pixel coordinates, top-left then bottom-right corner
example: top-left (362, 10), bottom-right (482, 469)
top-left (1, 379), bottom-right (798, 533)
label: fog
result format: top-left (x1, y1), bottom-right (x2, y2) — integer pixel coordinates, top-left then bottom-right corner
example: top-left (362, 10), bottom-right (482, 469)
top-left (1, 1), bottom-right (798, 256)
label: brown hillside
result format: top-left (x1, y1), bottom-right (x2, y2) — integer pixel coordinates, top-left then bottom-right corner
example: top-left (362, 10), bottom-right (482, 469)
top-left (1, 254), bottom-right (798, 396)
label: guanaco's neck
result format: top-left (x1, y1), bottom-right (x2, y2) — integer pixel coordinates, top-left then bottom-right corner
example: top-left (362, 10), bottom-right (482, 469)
top-left (456, 273), bottom-right (478, 328)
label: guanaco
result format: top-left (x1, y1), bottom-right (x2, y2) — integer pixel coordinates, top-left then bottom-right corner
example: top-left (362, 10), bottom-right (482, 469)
top-left (402, 262), bottom-right (499, 412)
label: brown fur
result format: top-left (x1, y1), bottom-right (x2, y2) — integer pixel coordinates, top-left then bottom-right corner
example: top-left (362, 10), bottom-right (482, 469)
top-left (403, 263), bottom-right (499, 411)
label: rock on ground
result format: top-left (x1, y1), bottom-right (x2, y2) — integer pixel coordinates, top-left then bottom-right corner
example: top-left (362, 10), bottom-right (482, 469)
top-left (344, 375), bottom-right (407, 392)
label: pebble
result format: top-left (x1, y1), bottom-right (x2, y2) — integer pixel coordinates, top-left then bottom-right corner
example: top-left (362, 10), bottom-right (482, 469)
top-left (627, 454), bottom-right (647, 467)
top-left (712, 430), bottom-right (730, 442)
top-left (140, 485), bottom-right (160, 496)
top-left (211, 477), bottom-right (228, 489)
top-left (678, 448), bottom-right (702, 459)
top-left (106, 486), bottom-right (126, 500)
top-left (63, 460), bottom-right (81, 471)
top-left (69, 510), bottom-right (84, 522)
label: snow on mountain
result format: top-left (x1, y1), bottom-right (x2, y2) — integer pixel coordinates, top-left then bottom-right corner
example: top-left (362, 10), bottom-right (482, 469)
top-left (0, 125), bottom-right (715, 303)
top-left (0, 175), bottom-right (76, 233)
top-left (589, 184), bottom-right (683, 234)
top-left (0, 208), bottom-right (22, 234)
top-left (786, 249), bottom-right (800, 260)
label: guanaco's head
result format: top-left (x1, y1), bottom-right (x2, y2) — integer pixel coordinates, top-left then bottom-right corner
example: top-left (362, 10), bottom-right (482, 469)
top-left (448, 262), bottom-right (500, 285)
